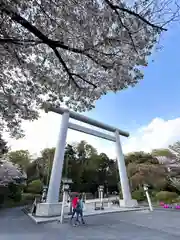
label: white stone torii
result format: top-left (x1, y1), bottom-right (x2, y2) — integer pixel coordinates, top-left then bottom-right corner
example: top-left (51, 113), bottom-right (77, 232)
top-left (36, 104), bottom-right (137, 216)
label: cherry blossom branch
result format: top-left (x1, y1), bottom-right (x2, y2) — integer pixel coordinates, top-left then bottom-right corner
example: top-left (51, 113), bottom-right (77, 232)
top-left (0, 3), bottom-right (112, 69)
top-left (104, 0), bottom-right (167, 31)
top-left (0, 0), bottom-right (168, 91)
top-left (0, 4), bottom-right (98, 89)
top-left (71, 73), bottom-right (97, 89)
top-left (52, 48), bottom-right (81, 89)
top-left (109, 5), bottom-right (138, 53)
top-left (0, 36), bottom-right (109, 70)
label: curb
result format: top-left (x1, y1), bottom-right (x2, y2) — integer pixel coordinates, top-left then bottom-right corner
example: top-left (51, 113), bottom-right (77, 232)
top-left (27, 207), bottom-right (150, 224)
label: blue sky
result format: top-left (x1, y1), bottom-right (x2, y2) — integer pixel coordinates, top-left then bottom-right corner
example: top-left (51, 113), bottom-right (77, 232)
top-left (9, 22), bottom-right (180, 157)
top-left (87, 22), bottom-right (180, 133)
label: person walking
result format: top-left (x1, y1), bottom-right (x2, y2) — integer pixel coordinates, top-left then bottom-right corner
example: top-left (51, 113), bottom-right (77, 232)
top-left (75, 194), bottom-right (85, 225)
top-left (70, 194), bottom-right (79, 223)
top-left (32, 198), bottom-right (37, 216)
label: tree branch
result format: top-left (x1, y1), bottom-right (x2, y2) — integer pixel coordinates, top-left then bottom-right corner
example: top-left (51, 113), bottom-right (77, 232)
top-left (53, 48), bottom-right (97, 89)
top-left (52, 43), bottom-right (109, 70)
top-left (0, 37), bottom-right (42, 45)
top-left (104, 0), bottom-right (167, 31)
top-left (0, 38), bottom-right (101, 89)
top-left (0, 4), bottom-right (54, 44)
top-left (0, 4), bottom-right (109, 69)
top-left (0, 4), bottom-right (99, 89)
top-left (51, 48), bottom-right (81, 89)
top-left (108, 5), bottom-right (138, 53)
top-left (71, 73), bottom-right (97, 89)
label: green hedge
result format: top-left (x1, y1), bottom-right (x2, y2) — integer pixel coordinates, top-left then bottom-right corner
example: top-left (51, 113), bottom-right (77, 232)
top-left (156, 191), bottom-right (179, 203)
top-left (21, 193), bottom-right (41, 206)
top-left (132, 188), bottom-right (146, 202)
top-left (22, 193), bottom-right (41, 201)
top-left (1, 193), bottom-right (41, 209)
top-left (26, 180), bottom-right (43, 194)
top-left (8, 183), bottom-right (22, 202)
top-left (0, 181), bottom-right (42, 209)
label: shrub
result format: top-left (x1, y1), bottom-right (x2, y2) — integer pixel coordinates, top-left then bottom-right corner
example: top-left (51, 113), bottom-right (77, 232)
top-left (4, 193), bottom-right (41, 208)
top-left (26, 180), bottom-right (43, 194)
top-left (0, 194), bottom-right (5, 205)
top-left (22, 193), bottom-right (40, 201)
top-left (156, 191), bottom-right (179, 203)
top-left (8, 183), bottom-right (22, 202)
top-left (132, 188), bottom-right (146, 202)
top-left (0, 186), bottom-right (9, 205)
top-left (13, 191), bottom-right (22, 202)
top-left (21, 193), bottom-right (41, 205)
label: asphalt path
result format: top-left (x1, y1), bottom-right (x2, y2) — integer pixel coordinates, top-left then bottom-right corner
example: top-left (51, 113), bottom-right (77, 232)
top-left (0, 207), bottom-right (180, 240)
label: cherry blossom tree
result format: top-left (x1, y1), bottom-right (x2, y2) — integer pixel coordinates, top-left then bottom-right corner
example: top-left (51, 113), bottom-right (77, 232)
top-left (169, 141), bottom-right (180, 161)
top-left (0, 134), bottom-right (8, 157)
top-left (0, 0), bottom-right (179, 137)
top-left (0, 159), bottom-right (27, 185)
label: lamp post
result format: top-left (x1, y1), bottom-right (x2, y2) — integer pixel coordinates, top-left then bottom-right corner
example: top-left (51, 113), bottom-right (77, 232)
top-left (143, 184), bottom-right (153, 212)
top-left (60, 182), bottom-right (69, 224)
top-left (62, 178), bottom-right (73, 215)
top-left (41, 186), bottom-right (48, 202)
top-left (98, 185), bottom-right (104, 210)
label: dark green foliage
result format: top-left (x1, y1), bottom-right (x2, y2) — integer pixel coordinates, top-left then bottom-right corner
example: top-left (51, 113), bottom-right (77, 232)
top-left (132, 188), bottom-right (146, 202)
top-left (8, 183), bottom-right (22, 202)
top-left (0, 194), bottom-right (5, 205)
top-left (7, 150), bottom-right (31, 171)
top-left (2, 140), bottom-right (180, 208)
top-left (26, 179), bottom-right (43, 194)
top-left (156, 191), bottom-right (179, 203)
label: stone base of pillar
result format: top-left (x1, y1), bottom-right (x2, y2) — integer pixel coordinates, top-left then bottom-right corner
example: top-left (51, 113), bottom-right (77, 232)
top-left (119, 199), bottom-right (138, 208)
top-left (35, 203), bottom-right (67, 217)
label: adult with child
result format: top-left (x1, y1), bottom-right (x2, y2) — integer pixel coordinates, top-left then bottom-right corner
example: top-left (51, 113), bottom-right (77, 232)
top-left (74, 194), bottom-right (85, 226)
top-left (70, 194), bottom-right (79, 223)
top-left (70, 194), bottom-right (85, 226)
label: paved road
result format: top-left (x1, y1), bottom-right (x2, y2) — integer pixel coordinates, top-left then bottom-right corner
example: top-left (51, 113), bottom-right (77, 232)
top-left (1, 207), bottom-right (180, 240)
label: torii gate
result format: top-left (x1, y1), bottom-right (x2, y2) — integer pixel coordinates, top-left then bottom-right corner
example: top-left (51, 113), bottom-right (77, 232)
top-left (36, 104), bottom-right (137, 217)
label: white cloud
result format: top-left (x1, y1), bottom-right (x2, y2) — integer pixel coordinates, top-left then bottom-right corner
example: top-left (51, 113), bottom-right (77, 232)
top-left (5, 112), bottom-right (180, 159)
top-left (5, 111), bottom-right (116, 158)
top-left (123, 117), bottom-right (180, 153)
